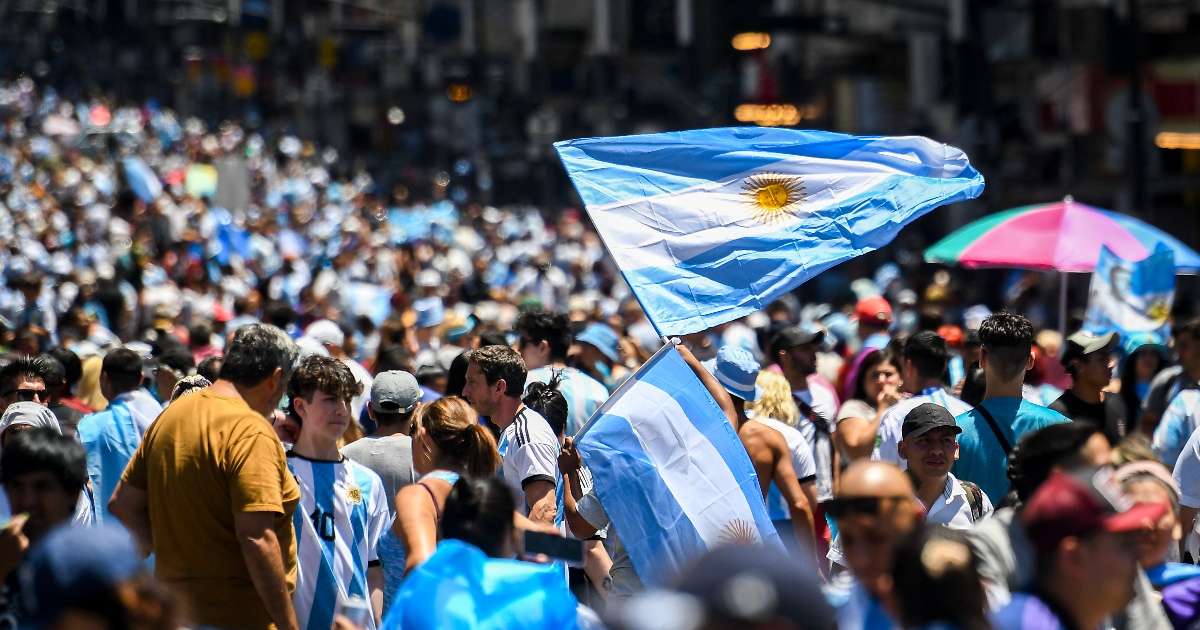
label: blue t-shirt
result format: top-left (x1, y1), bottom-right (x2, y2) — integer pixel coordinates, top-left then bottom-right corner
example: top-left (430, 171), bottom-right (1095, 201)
top-left (1154, 390), bottom-right (1200, 466)
top-left (824, 575), bottom-right (898, 630)
top-left (953, 398), bottom-right (1070, 502)
top-left (991, 592), bottom-right (1068, 630)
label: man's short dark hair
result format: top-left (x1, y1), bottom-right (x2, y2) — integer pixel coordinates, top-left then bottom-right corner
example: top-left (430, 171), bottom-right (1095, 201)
top-left (374, 345), bottom-right (413, 374)
top-left (1176, 317), bottom-right (1200, 342)
top-left (218, 324), bottom-right (300, 387)
top-left (159, 348), bottom-right (197, 375)
top-left (264, 301), bottom-right (296, 329)
top-left (47, 347), bottom-right (82, 390)
top-left (102, 349), bottom-right (145, 394)
top-left (902, 331), bottom-right (949, 381)
top-left (197, 356), bottom-right (222, 383)
top-left (189, 322), bottom-right (213, 347)
top-left (978, 312), bottom-right (1035, 383)
top-left (466, 345), bottom-right (527, 398)
top-left (476, 330), bottom-right (510, 348)
top-left (287, 355), bottom-right (363, 407)
top-left (374, 410), bottom-right (414, 429)
top-left (416, 364), bottom-right (448, 387)
top-left (0, 356), bottom-right (50, 392)
top-left (39, 356), bottom-right (66, 390)
top-left (515, 309), bottom-right (573, 362)
top-left (1, 428), bottom-right (88, 494)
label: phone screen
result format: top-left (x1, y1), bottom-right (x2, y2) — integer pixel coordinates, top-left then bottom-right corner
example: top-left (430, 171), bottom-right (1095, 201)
top-left (521, 531), bottom-right (586, 566)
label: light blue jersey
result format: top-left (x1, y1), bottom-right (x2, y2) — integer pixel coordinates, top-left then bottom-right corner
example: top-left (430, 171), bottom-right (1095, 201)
top-left (77, 392), bottom-right (161, 525)
top-left (526, 365), bottom-right (610, 437)
top-left (288, 454), bottom-right (390, 630)
top-left (1155, 389), bottom-right (1200, 466)
top-left (953, 398), bottom-right (1070, 502)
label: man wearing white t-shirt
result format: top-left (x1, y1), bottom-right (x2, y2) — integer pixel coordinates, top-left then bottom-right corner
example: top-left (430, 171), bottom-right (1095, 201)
top-left (873, 331), bottom-right (973, 468)
top-left (1170, 426), bottom-right (1200, 559)
top-left (462, 345), bottom-right (559, 527)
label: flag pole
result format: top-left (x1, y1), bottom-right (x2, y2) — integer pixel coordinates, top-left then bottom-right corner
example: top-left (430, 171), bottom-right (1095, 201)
top-left (1058, 271), bottom-right (1068, 338)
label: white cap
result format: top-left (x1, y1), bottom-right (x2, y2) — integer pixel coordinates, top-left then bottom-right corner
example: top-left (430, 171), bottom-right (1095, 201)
top-left (304, 319), bottom-right (345, 348)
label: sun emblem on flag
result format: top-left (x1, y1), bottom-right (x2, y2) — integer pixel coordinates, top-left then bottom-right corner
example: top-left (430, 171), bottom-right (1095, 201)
top-left (739, 172), bottom-right (807, 224)
top-left (347, 484), bottom-right (363, 505)
top-left (718, 518), bottom-right (760, 546)
top-left (1148, 300), bottom-right (1172, 323)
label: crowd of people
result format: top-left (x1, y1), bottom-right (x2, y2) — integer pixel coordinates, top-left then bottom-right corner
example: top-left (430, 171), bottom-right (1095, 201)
top-left (1, 78), bottom-right (1200, 630)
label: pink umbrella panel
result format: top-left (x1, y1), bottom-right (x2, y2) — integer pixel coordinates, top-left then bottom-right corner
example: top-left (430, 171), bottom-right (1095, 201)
top-left (923, 200), bottom-right (1200, 273)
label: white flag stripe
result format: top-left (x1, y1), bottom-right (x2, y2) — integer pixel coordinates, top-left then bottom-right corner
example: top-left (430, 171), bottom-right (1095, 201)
top-left (590, 155), bottom-right (895, 270)
top-left (607, 378), bottom-right (761, 547)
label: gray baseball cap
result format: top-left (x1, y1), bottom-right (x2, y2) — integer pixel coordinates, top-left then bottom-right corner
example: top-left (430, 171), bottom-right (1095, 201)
top-left (370, 370), bottom-right (420, 414)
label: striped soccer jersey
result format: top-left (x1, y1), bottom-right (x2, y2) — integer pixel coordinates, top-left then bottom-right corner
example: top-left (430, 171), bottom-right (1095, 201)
top-left (526, 365), bottom-right (610, 437)
top-left (498, 407), bottom-right (561, 518)
top-left (287, 453), bottom-right (390, 630)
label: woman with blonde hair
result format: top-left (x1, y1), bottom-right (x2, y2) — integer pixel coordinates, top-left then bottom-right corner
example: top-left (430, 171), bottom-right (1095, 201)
top-left (747, 369), bottom-right (820, 554)
top-left (750, 370), bottom-right (800, 427)
top-left (77, 354), bottom-right (109, 411)
top-left (392, 397), bottom-right (500, 576)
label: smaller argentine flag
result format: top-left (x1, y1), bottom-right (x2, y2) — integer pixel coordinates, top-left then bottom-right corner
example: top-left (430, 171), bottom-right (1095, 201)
top-left (555, 127), bottom-right (985, 336)
top-left (575, 341), bottom-right (782, 587)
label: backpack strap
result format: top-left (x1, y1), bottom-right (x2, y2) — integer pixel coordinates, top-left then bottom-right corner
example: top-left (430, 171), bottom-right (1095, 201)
top-left (794, 397), bottom-right (830, 434)
top-left (959, 479), bottom-right (984, 522)
top-left (975, 404), bottom-right (1013, 457)
top-left (795, 396), bottom-right (837, 489)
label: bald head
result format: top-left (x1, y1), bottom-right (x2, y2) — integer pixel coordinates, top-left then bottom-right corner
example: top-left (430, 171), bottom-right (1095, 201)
top-left (833, 461), bottom-right (922, 598)
top-left (839, 460), bottom-right (915, 499)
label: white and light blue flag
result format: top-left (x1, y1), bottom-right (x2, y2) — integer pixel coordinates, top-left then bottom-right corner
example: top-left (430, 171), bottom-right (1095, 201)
top-left (555, 127), bottom-right (984, 336)
top-left (1084, 244), bottom-right (1175, 338)
top-left (575, 342), bottom-right (783, 587)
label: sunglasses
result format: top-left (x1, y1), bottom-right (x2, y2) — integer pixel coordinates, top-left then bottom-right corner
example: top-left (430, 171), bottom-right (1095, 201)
top-left (824, 495), bottom-right (910, 519)
top-left (1, 388), bottom-right (46, 402)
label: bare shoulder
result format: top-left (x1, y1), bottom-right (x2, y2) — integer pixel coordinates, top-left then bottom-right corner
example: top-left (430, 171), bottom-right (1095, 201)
top-left (739, 419), bottom-right (787, 456)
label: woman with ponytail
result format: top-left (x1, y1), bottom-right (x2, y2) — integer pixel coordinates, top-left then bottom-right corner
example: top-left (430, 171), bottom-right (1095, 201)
top-left (392, 396), bottom-right (501, 576)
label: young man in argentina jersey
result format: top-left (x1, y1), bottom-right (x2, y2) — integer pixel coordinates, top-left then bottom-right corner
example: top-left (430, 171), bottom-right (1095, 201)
top-left (286, 356), bottom-right (389, 630)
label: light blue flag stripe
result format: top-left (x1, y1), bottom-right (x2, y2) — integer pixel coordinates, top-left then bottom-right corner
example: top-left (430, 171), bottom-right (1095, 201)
top-left (577, 344), bottom-right (782, 587)
top-left (582, 412), bottom-right (710, 586)
top-left (632, 349), bottom-right (780, 544)
top-left (555, 127), bottom-right (984, 336)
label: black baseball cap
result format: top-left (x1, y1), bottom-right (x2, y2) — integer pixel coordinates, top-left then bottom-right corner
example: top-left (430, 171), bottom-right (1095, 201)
top-left (902, 402), bottom-right (962, 439)
top-left (770, 326), bottom-right (825, 355)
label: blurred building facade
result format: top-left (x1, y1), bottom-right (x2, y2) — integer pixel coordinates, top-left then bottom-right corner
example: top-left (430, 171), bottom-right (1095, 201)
top-left (2, 0), bottom-right (1200, 238)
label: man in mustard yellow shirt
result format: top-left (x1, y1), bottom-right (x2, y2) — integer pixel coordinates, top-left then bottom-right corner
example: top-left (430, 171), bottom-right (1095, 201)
top-left (111, 324), bottom-right (301, 630)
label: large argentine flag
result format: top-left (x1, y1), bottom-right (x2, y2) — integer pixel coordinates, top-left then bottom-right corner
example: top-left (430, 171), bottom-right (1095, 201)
top-left (575, 342), bottom-right (783, 587)
top-left (555, 127), bottom-right (984, 336)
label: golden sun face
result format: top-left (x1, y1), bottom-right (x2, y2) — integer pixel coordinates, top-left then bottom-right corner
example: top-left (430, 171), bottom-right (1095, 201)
top-left (718, 518), bottom-right (760, 545)
top-left (739, 172), bottom-right (807, 224)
